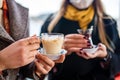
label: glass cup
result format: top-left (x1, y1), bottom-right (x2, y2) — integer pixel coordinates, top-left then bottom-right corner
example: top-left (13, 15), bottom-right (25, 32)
top-left (41, 33), bottom-right (64, 55)
top-left (77, 28), bottom-right (94, 48)
top-left (77, 27), bottom-right (98, 54)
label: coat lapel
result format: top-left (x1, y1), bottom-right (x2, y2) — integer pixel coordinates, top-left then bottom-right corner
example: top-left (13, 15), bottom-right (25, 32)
top-left (0, 0), bottom-right (29, 79)
top-left (0, 0), bottom-right (29, 42)
top-left (7, 0), bottom-right (29, 40)
top-left (0, 25), bottom-right (14, 42)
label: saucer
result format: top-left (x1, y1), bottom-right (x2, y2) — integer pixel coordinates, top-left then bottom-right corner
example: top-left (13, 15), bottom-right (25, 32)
top-left (82, 45), bottom-right (98, 54)
top-left (39, 48), bottom-right (67, 60)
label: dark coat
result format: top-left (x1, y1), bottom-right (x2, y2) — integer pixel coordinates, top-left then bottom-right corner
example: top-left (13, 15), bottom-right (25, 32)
top-left (41, 14), bottom-right (120, 80)
top-left (0, 0), bottom-right (39, 80)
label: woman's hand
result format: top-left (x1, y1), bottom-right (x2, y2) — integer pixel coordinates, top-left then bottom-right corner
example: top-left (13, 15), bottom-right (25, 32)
top-left (35, 54), bottom-right (54, 76)
top-left (76, 43), bottom-right (107, 59)
top-left (54, 54), bottom-right (65, 63)
top-left (35, 54), bottom-right (65, 77)
top-left (64, 34), bottom-right (89, 54)
top-left (0, 36), bottom-right (40, 71)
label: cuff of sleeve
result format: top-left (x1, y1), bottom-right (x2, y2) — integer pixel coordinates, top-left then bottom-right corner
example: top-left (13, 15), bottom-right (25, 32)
top-left (103, 51), bottom-right (112, 62)
top-left (100, 51), bottom-right (112, 68)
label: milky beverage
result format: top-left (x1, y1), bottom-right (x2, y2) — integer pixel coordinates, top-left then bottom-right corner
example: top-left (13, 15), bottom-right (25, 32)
top-left (41, 33), bottom-right (64, 54)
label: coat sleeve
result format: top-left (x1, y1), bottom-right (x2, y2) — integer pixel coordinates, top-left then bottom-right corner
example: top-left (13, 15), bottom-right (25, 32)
top-left (102, 19), bottom-right (120, 78)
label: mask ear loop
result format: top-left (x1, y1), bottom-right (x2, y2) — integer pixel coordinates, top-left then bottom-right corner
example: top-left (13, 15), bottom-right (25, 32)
top-left (94, 14), bottom-right (97, 28)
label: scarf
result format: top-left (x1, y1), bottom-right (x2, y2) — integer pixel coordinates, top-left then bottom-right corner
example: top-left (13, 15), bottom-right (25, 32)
top-left (64, 5), bottom-right (94, 31)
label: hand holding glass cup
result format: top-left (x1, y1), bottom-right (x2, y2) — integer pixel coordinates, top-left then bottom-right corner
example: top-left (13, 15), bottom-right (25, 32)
top-left (39, 33), bottom-right (67, 60)
top-left (77, 26), bottom-right (98, 54)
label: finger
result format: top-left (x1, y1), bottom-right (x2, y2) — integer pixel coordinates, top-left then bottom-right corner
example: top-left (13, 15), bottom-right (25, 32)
top-left (81, 52), bottom-right (90, 59)
top-left (27, 43), bottom-right (40, 51)
top-left (35, 61), bottom-right (48, 74)
top-left (31, 34), bottom-right (37, 37)
top-left (67, 48), bottom-right (81, 52)
top-left (64, 43), bottom-right (88, 49)
top-left (65, 34), bottom-right (84, 39)
top-left (54, 54), bottom-right (65, 63)
top-left (98, 43), bottom-right (106, 50)
top-left (66, 51), bottom-right (72, 55)
top-left (22, 55), bottom-right (36, 66)
top-left (76, 52), bottom-right (83, 57)
top-left (79, 51), bottom-right (90, 59)
top-left (37, 59), bottom-right (52, 72)
top-left (64, 38), bottom-right (88, 44)
top-left (19, 36), bottom-right (40, 46)
top-left (29, 36), bottom-right (40, 44)
top-left (36, 54), bottom-right (54, 67)
top-left (84, 52), bottom-right (97, 59)
top-left (26, 36), bottom-right (40, 45)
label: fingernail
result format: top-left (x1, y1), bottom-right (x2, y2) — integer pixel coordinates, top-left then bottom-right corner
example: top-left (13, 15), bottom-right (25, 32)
top-left (87, 40), bottom-right (90, 43)
top-left (98, 44), bottom-right (101, 47)
top-left (79, 52), bottom-right (82, 54)
top-left (83, 36), bottom-right (87, 39)
top-left (84, 52), bottom-right (88, 56)
top-left (80, 48), bottom-right (83, 51)
top-left (87, 44), bottom-right (91, 46)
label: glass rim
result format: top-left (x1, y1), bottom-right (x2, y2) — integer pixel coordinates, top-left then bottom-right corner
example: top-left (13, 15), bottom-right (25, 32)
top-left (41, 33), bottom-right (64, 36)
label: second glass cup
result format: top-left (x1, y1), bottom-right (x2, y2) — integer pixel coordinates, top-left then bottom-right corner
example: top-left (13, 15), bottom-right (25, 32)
top-left (77, 28), bottom-right (94, 48)
top-left (77, 27), bottom-right (98, 54)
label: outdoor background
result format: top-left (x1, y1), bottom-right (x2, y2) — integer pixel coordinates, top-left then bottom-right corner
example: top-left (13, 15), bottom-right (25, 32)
top-left (15, 0), bottom-right (120, 80)
top-left (15, 0), bottom-right (120, 36)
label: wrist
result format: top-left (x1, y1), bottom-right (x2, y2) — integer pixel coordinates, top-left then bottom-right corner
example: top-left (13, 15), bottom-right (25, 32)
top-left (103, 52), bottom-right (112, 62)
top-left (0, 52), bottom-right (6, 71)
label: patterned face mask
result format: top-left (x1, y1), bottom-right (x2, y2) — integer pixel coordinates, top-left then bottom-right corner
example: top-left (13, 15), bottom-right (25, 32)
top-left (69, 0), bottom-right (94, 9)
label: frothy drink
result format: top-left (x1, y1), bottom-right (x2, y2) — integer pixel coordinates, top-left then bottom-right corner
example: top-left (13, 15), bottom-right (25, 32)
top-left (41, 33), bottom-right (64, 54)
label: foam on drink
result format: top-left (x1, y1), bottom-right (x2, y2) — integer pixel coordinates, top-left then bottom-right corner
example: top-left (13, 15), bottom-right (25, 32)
top-left (41, 33), bottom-right (64, 54)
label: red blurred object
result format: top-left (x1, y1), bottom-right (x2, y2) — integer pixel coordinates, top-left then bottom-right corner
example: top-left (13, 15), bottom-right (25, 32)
top-left (115, 73), bottom-right (120, 80)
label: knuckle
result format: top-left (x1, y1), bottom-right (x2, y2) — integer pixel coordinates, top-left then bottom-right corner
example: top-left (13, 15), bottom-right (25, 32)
top-left (50, 62), bottom-right (55, 67)
top-left (74, 34), bottom-right (78, 37)
top-left (18, 48), bottom-right (27, 61)
top-left (64, 39), bottom-right (68, 44)
top-left (44, 66), bottom-right (51, 71)
top-left (36, 44), bottom-right (40, 49)
top-left (18, 40), bottom-right (25, 46)
top-left (19, 47), bottom-right (26, 54)
top-left (43, 70), bottom-right (48, 74)
top-left (65, 35), bottom-right (69, 38)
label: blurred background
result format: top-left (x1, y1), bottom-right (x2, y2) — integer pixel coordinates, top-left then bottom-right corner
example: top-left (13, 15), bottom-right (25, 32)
top-left (14, 0), bottom-right (120, 80)
top-left (15, 0), bottom-right (120, 36)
